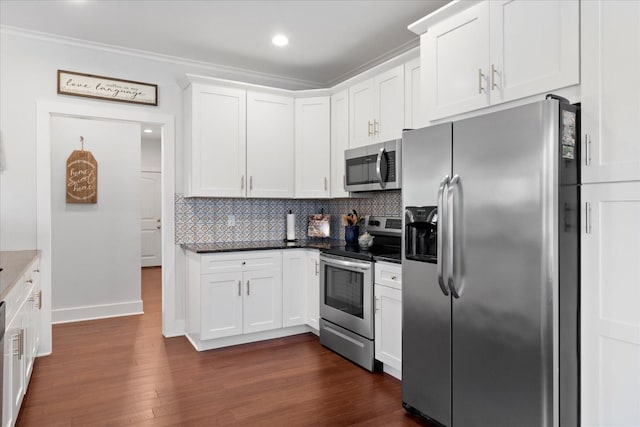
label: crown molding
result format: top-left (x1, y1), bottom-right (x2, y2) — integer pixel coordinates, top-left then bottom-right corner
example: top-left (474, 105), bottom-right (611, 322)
top-left (326, 38), bottom-right (420, 87)
top-left (0, 25), bottom-right (324, 90)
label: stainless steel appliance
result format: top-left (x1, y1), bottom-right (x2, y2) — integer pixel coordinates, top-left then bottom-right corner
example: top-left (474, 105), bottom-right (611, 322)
top-left (344, 139), bottom-right (401, 192)
top-left (402, 97), bottom-right (580, 427)
top-left (319, 215), bottom-right (401, 371)
top-left (0, 300), bottom-right (4, 423)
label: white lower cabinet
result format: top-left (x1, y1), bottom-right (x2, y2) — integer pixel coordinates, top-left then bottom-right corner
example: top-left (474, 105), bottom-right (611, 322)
top-left (3, 255), bottom-right (41, 427)
top-left (374, 262), bottom-right (402, 379)
top-left (581, 182), bottom-right (640, 427)
top-left (282, 250), bottom-right (307, 327)
top-left (187, 251), bottom-right (283, 349)
top-left (306, 250), bottom-right (320, 332)
top-left (187, 249), bottom-right (321, 351)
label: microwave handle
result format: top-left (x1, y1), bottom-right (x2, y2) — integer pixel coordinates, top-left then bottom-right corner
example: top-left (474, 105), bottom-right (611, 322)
top-left (376, 147), bottom-right (387, 188)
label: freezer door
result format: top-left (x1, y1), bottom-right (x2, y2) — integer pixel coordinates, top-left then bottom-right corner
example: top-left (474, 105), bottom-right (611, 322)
top-left (401, 124), bottom-right (453, 426)
top-left (450, 100), bottom-right (558, 426)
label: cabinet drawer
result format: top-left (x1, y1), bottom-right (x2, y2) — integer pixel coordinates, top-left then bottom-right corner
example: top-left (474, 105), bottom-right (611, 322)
top-left (375, 262), bottom-right (402, 290)
top-left (200, 251), bottom-right (282, 274)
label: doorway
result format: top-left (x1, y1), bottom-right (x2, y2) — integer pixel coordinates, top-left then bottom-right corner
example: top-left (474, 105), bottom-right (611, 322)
top-left (36, 101), bottom-right (177, 356)
top-left (141, 124), bottom-right (162, 268)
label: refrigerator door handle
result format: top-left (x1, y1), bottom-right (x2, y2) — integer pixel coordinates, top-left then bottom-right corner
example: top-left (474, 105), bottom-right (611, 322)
top-left (447, 174), bottom-right (461, 298)
top-left (437, 174), bottom-right (450, 296)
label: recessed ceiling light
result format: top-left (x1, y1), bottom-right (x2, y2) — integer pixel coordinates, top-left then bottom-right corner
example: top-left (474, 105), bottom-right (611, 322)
top-left (272, 34), bottom-right (289, 47)
top-left (143, 128), bottom-right (153, 133)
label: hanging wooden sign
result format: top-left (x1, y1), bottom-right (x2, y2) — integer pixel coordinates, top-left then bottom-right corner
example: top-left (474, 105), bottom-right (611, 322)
top-left (66, 149), bottom-right (98, 204)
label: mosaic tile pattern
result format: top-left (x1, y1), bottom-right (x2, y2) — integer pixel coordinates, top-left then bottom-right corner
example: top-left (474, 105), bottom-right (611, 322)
top-left (174, 190), bottom-right (402, 244)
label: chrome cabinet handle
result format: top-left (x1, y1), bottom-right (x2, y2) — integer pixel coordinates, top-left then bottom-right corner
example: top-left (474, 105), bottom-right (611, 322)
top-left (238, 280), bottom-right (241, 296)
top-left (343, 175), bottom-right (346, 191)
top-left (315, 261), bottom-right (319, 276)
top-left (391, 275), bottom-right (397, 280)
top-left (324, 177), bottom-right (328, 191)
top-left (367, 120), bottom-right (373, 137)
top-left (478, 68), bottom-right (485, 94)
top-left (585, 202), bottom-right (592, 234)
top-left (584, 134), bottom-right (591, 166)
top-left (249, 176), bottom-right (253, 191)
top-left (491, 64), bottom-right (498, 90)
top-left (37, 290), bottom-right (42, 310)
top-left (12, 333), bottom-right (20, 357)
top-left (373, 119), bottom-right (379, 136)
top-left (375, 147), bottom-right (387, 189)
top-left (247, 280), bottom-right (250, 296)
top-left (437, 175), bottom-right (450, 296)
top-left (241, 175), bottom-right (245, 190)
top-left (375, 297), bottom-right (380, 312)
top-left (447, 175), bottom-right (461, 298)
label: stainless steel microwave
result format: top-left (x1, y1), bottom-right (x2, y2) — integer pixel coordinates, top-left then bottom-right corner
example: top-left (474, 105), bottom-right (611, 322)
top-left (344, 139), bottom-right (401, 192)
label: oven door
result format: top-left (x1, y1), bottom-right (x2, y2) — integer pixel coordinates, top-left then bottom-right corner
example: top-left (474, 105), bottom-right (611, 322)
top-left (319, 254), bottom-right (373, 339)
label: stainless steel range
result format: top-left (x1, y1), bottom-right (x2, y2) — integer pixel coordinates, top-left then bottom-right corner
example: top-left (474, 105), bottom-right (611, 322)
top-left (319, 215), bottom-right (401, 371)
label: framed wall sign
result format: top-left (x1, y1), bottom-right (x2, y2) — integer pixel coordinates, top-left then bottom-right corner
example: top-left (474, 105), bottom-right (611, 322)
top-left (57, 70), bottom-right (158, 106)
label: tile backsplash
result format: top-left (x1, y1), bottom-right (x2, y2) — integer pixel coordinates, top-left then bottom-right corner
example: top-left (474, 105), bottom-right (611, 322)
top-left (174, 190), bottom-right (402, 244)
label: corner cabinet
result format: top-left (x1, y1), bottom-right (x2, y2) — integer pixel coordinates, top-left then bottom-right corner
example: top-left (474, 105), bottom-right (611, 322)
top-left (282, 250), bottom-right (308, 327)
top-left (417, 0), bottom-right (579, 121)
top-left (184, 82), bottom-right (294, 198)
top-left (294, 97), bottom-right (331, 198)
top-left (349, 65), bottom-right (405, 148)
top-left (330, 89), bottom-right (350, 198)
top-left (306, 250), bottom-right (320, 332)
top-left (184, 83), bottom-right (246, 197)
top-left (374, 262), bottom-right (402, 380)
top-left (581, 0), bottom-right (640, 183)
top-left (246, 92), bottom-right (294, 198)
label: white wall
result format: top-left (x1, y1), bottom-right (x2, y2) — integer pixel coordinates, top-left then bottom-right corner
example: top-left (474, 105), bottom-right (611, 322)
top-left (50, 116), bottom-right (142, 322)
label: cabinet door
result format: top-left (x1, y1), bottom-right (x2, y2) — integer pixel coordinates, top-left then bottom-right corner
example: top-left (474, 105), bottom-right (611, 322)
top-left (294, 97), bottom-right (331, 198)
top-left (243, 268), bottom-right (283, 334)
top-left (188, 84), bottom-right (246, 197)
top-left (422, 1), bottom-right (490, 121)
top-left (282, 250), bottom-right (307, 327)
top-left (490, 0), bottom-right (579, 104)
top-left (5, 313), bottom-right (25, 427)
top-left (404, 57), bottom-right (425, 129)
top-left (330, 90), bottom-right (350, 198)
top-left (374, 64), bottom-right (405, 142)
top-left (374, 284), bottom-right (402, 373)
top-left (581, 0), bottom-right (640, 183)
top-left (247, 92), bottom-right (294, 198)
top-left (349, 79), bottom-right (375, 148)
top-left (581, 182), bottom-right (640, 427)
top-left (200, 272), bottom-right (243, 340)
top-left (306, 251), bottom-right (320, 331)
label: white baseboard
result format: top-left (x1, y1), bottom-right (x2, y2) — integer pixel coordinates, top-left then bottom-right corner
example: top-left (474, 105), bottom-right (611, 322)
top-left (383, 363), bottom-right (402, 380)
top-left (52, 300), bottom-right (144, 324)
top-left (187, 325), bottom-right (314, 351)
top-left (163, 319), bottom-right (185, 338)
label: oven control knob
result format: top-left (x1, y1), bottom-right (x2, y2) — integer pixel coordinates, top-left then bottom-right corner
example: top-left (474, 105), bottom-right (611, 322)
top-left (369, 220), bottom-right (380, 226)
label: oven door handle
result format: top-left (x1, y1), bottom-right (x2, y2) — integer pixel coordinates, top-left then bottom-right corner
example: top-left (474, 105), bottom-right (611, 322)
top-left (321, 257), bottom-right (372, 271)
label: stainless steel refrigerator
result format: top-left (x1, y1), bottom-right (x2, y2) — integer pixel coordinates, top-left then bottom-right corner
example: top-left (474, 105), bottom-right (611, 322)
top-left (401, 97), bottom-right (579, 427)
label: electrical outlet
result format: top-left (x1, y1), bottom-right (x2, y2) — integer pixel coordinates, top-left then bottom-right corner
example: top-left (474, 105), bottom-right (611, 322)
top-left (227, 215), bottom-right (235, 227)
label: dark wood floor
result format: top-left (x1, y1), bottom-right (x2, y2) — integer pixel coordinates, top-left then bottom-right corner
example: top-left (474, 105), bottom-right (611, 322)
top-left (17, 267), bottom-right (432, 426)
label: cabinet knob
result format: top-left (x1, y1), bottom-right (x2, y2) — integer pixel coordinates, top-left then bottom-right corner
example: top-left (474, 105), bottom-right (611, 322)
top-left (242, 261), bottom-right (246, 265)
top-left (373, 119), bottom-right (379, 136)
top-left (391, 275), bottom-right (397, 280)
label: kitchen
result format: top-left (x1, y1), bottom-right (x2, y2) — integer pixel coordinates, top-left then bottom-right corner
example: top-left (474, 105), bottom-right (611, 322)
top-left (1, 1), bottom-right (639, 426)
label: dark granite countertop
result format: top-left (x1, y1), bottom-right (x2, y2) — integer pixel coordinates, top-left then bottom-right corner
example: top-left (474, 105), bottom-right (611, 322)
top-left (181, 239), bottom-right (344, 254)
top-left (0, 250), bottom-right (41, 301)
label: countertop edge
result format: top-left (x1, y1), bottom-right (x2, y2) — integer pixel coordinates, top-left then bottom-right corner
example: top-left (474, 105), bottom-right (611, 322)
top-left (0, 250), bottom-right (41, 301)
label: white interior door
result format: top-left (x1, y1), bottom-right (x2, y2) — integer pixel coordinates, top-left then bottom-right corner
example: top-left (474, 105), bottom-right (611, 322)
top-left (141, 171), bottom-right (161, 267)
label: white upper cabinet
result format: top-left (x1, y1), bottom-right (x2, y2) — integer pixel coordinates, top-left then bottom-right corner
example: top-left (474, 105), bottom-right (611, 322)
top-left (330, 89), bottom-right (350, 198)
top-left (404, 57), bottom-right (425, 130)
top-left (418, 0), bottom-right (579, 121)
top-left (349, 65), bottom-right (404, 148)
top-left (422, 1), bottom-right (490, 120)
top-left (581, 0), bottom-right (640, 184)
top-left (246, 91), bottom-right (294, 198)
top-left (490, 0), bottom-right (579, 104)
top-left (294, 97), bottom-right (331, 198)
top-left (184, 84), bottom-right (246, 197)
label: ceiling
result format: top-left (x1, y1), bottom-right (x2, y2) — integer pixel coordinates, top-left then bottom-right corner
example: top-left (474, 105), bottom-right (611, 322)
top-left (0, 0), bottom-right (449, 88)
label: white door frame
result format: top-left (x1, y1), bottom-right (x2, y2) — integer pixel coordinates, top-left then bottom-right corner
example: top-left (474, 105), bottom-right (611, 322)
top-left (36, 100), bottom-right (178, 355)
